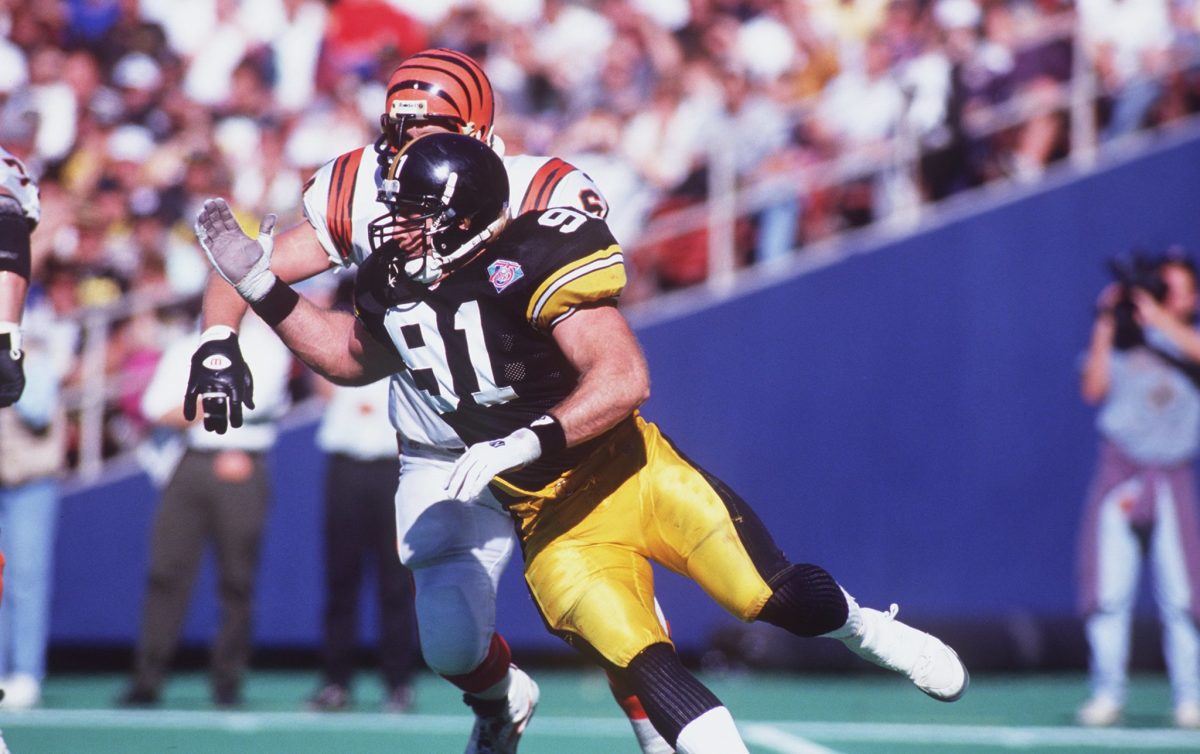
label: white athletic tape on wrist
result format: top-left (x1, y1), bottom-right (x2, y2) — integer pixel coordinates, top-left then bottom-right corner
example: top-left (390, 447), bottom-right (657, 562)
top-left (199, 325), bottom-right (236, 344)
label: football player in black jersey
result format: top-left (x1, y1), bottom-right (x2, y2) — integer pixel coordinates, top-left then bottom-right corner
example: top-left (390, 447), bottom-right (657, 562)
top-left (197, 133), bottom-right (969, 754)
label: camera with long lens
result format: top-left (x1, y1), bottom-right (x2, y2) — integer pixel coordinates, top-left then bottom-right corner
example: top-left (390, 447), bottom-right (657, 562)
top-left (1106, 252), bottom-right (1168, 350)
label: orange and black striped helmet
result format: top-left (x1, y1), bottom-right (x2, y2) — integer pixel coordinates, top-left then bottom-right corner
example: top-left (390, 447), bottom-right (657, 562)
top-left (381, 49), bottom-right (495, 150)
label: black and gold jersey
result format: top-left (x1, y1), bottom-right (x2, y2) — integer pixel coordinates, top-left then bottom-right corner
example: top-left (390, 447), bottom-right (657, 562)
top-left (355, 207), bottom-right (627, 489)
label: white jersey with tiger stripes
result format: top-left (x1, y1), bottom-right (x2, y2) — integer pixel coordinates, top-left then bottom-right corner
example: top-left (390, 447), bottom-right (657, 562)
top-left (301, 144), bottom-right (608, 450)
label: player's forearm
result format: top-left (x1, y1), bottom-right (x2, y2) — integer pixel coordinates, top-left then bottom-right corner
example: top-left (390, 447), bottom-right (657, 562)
top-left (266, 293), bottom-right (376, 386)
top-left (201, 272), bottom-right (250, 330)
top-left (554, 351), bottom-right (650, 446)
top-left (548, 306), bottom-right (651, 446)
top-left (0, 272), bottom-right (27, 323)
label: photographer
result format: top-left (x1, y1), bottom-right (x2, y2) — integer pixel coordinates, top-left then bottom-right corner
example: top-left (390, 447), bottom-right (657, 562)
top-left (1076, 254), bottom-right (1200, 729)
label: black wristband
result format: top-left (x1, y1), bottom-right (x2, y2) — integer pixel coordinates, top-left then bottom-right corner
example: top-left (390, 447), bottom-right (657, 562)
top-left (528, 414), bottom-right (566, 454)
top-left (250, 277), bottom-right (300, 327)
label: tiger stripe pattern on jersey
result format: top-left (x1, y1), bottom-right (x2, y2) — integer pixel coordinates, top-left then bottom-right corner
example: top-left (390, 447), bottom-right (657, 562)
top-left (518, 158), bottom-right (574, 216)
top-left (325, 148), bottom-right (365, 261)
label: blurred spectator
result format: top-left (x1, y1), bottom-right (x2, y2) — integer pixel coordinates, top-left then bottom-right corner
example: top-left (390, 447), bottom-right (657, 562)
top-left (734, 6), bottom-right (798, 83)
top-left (1156, 0), bottom-right (1200, 126)
top-left (0, 30), bottom-right (29, 97)
top-left (553, 110), bottom-right (656, 250)
top-left (112, 52), bottom-right (172, 139)
top-left (1079, 0), bottom-right (1174, 140)
top-left (810, 0), bottom-right (890, 63)
top-left (618, 68), bottom-right (722, 290)
top-left (177, 0), bottom-right (268, 107)
top-left (319, 0), bottom-right (426, 86)
top-left (283, 78), bottom-right (373, 172)
top-left (712, 68), bottom-right (798, 262)
top-left (270, 0), bottom-right (328, 113)
top-left (25, 46), bottom-right (77, 164)
top-left (119, 314), bottom-right (291, 708)
top-left (528, 0), bottom-right (615, 117)
top-left (0, 292), bottom-right (72, 710)
top-left (812, 32), bottom-right (909, 228)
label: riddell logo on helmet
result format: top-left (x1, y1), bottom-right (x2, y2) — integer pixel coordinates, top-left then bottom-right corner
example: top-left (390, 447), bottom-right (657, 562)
top-left (203, 355), bottom-right (232, 371)
top-left (391, 100), bottom-right (428, 117)
top-left (487, 260), bottom-right (523, 292)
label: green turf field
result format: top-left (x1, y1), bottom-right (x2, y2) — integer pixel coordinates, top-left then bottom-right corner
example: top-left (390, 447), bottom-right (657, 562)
top-left (1, 670), bottom-right (1197, 753)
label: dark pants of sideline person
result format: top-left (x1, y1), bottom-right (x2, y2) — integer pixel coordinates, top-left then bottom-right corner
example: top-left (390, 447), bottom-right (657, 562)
top-left (127, 449), bottom-right (270, 704)
top-left (318, 454), bottom-right (419, 695)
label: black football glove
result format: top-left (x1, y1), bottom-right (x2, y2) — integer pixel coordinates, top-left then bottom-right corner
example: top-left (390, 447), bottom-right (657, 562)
top-left (0, 330), bottom-right (24, 408)
top-left (183, 328), bottom-right (254, 434)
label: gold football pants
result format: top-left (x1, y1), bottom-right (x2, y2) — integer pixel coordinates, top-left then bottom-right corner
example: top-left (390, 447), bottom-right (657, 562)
top-left (500, 415), bottom-right (789, 669)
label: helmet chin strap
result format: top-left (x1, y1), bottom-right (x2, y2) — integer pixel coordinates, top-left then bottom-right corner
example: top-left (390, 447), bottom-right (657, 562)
top-left (402, 214), bottom-right (509, 286)
top-left (404, 254), bottom-right (443, 285)
top-left (487, 132), bottom-right (505, 158)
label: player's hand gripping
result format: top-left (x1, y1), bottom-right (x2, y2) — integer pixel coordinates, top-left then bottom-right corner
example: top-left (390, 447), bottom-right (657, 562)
top-left (195, 197), bottom-right (278, 302)
top-left (183, 326), bottom-right (254, 434)
top-left (0, 324), bottom-right (24, 408)
top-left (444, 428), bottom-right (543, 501)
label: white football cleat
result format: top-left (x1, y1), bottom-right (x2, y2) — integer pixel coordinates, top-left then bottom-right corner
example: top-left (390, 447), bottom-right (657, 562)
top-left (1174, 700), bottom-right (1200, 729)
top-left (0, 673), bottom-right (41, 709)
top-left (463, 665), bottom-right (540, 754)
top-left (843, 604), bottom-right (969, 702)
top-left (1076, 695), bottom-right (1121, 727)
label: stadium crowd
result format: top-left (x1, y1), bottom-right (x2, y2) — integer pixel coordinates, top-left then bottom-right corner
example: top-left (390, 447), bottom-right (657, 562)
top-left (3, 0), bottom-right (1200, 464)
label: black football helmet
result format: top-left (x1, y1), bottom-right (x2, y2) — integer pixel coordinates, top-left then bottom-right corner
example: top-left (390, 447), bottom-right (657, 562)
top-left (368, 132), bottom-right (509, 286)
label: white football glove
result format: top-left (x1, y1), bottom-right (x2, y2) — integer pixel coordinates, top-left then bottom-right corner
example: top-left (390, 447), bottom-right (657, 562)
top-left (444, 428), bottom-right (542, 502)
top-left (195, 197), bottom-right (277, 302)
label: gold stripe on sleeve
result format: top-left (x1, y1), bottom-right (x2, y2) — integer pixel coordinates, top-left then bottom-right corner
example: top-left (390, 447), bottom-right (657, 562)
top-left (526, 245), bottom-right (626, 331)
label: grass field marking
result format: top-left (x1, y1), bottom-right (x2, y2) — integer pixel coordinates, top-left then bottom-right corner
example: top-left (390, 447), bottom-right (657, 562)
top-left (741, 724), bottom-right (845, 754)
top-left (0, 709), bottom-right (631, 737)
top-left (0, 709), bottom-right (471, 733)
top-left (777, 721), bottom-right (1200, 750)
top-left (6, 710), bottom-right (1200, 750)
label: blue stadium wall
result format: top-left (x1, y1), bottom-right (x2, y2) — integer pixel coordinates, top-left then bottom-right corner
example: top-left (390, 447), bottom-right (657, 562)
top-left (52, 128), bottom-right (1200, 658)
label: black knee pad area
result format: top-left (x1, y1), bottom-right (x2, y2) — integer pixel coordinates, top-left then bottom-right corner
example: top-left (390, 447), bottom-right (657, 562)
top-left (757, 563), bottom-right (849, 637)
top-left (612, 643), bottom-right (721, 746)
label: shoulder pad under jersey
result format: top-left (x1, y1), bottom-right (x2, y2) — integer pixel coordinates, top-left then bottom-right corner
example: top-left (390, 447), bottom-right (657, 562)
top-left (0, 147), bottom-right (39, 227)
top-left (503, 154), bottom-right (609, 220)
top-left (492, 209), bottom-right (625, 332)
top-left (302, 146), bottom-right (378, 268)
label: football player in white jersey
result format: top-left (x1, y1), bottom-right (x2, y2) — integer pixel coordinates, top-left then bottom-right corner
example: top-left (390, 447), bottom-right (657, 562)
top-left (186, 50), bottom-right (672, 754)
top-left (0, 146), bottom-right (40, 408)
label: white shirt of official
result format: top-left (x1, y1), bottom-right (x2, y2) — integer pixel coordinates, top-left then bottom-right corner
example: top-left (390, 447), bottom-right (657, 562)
top-left (316, 378), bottom-right (397, 461)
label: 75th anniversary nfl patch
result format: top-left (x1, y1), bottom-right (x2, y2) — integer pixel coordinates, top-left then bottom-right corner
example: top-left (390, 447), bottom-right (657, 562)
top-left (487, 259), bottom-right (524, 292)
